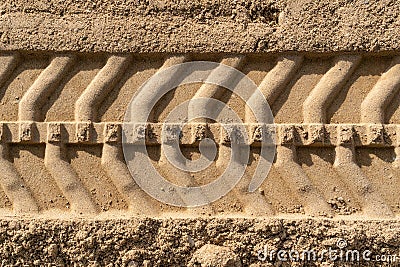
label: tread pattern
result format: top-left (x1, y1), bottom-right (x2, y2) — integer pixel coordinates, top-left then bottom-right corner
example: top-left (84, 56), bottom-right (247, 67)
top-left (303, 55), bottom-right (362, 124)
top-left (0, 142), bottom-right (38, 213)
top-left (19, 54), bottom-right (76, 121)
top-left (361, 56), bottom-right (400, 124)
top-left (44, 142), bottom-right (98, 214)
top-left (0, 51), bottom-right (400, 218)
top-left (75, 55), bottom-right (132, 122)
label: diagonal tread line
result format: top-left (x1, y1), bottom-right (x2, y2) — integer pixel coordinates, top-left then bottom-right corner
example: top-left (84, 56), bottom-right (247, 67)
top-left (361, 56), bottom-right (400, 124)
top-left (303, 55), bottom-right (362, 124)
top-left (0, 142), bottom-right (39, 213)
top-left (75, 55), bottom-right (133, 122)
top-left (275, 144), bottom-right (333, 217)
top-left (19, 54), bottom-right (76, 121)
top-left (44, 142), bottom-right (98, 214)
top-left (334, 144), bottom-right (394, 218)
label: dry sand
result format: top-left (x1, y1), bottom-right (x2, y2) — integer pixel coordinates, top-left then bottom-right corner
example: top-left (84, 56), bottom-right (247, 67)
top-left (0, 0), bottom-right (399, 266)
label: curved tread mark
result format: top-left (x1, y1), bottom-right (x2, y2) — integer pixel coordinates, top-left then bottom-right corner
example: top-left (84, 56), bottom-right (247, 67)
top-left (334, 144), bottom-right (393, 218)
top-left (18, 55), bottom-right (76, 121)
top-left (218, 144), bottom-right (275, 216)
top-left (260, 55), bottom-right (304, 105)
top-left (75, 55), bottom-right (133, 122)
top-left (189, 55), bottom-right (246, 123)
top-left (44, 142), bottom-right (98, 214)
top-left (0, 142), bottom-right (38, 213)
top-left (303, 55), bottom-right (362, 123)
top-left (121, 55), bottom-right (193, 213)
top-left (245, 55), bottom-right (303, 122)
top-left (187, 56), bottom-right (268, 215)
top-left (190, 55), bottom-right (246, 167)
top-left (275, 145), bottom-right (333, 217)
top-left (102, 142), bottom-right (160, 215)
top-left (154, 55), bottom-right (218, 215)
top-left (361, 56), bottom-right (400, 124)
top-left (188, 55), bottom-right (275, 215)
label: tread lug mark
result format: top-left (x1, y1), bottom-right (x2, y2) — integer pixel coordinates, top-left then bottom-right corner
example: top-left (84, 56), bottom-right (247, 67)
top-left (259, 55), bottom-right (304, 104)
top-left (19, 55), bottom-right (76, 121)
top-left (75, 55), bottom-right (133, 122)
top-left (122, 55), bottom-right (188, 214)
top-left (245, 55), bottom-right (303, 122)
top-left (187, 56), bottom-right (274, 215)
top-left (0, 142), bottom-right (38, 213)
top-left (44, 142), bottom-right (98, 214)
top-left (243, 55), bottom-right (303, 214)
top-left (334, 144), bottom-right (394, 218)
top-left (153, 55), bottom-right (218, 215)
top-left (303, 55), bottom-right (362, 124)
top-left (275, 143), bottom-right (333, 217)
top-left (188, 55), bottom-right (245, 124)
top-left (0, 53), bottom-right (39, 213)
top-left (102, 142), bottom-right (160, 215)
top-left (361, 56), bottom-right (400, 124)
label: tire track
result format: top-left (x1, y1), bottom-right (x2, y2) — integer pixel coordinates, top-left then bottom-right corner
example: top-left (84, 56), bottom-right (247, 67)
top-left (101, 123), bottom-right (160, 215)
top-left (0, 51), bottom-right (397, 217)
top-left (276, 128), bottom-right (333, 217)
top-left (245, 55), bottom-right (303, 122)
top-left (334, 144), bottom-right (394, 218)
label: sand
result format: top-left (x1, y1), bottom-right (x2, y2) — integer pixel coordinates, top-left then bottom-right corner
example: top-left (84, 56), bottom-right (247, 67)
top-left (0, 0), bottom-right (399, 266)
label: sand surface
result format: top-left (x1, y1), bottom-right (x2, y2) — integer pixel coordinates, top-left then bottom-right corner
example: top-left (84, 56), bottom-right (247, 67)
top-left (0, 0), bottom-right (400, 266)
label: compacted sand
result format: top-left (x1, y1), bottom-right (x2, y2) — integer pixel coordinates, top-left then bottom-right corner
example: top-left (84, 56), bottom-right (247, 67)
top-left (0, 0), bottom-right (400, 266)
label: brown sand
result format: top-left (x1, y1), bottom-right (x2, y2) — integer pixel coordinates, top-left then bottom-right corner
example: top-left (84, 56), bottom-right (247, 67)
top-left (0, 0), bottom-right (399, 53)
top-left (0, 0), bottom-right (400, 266)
